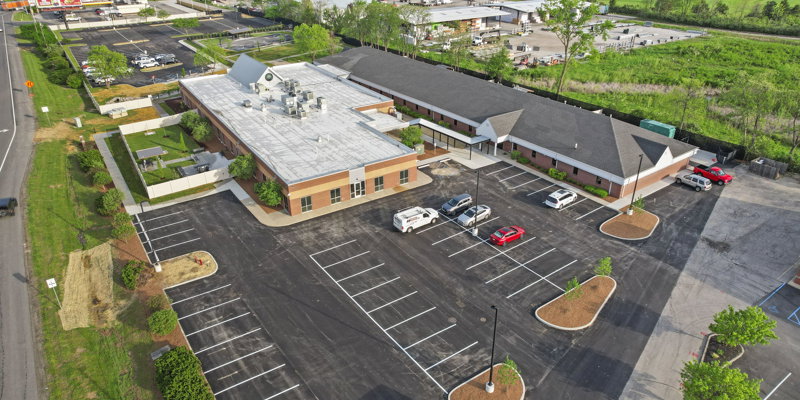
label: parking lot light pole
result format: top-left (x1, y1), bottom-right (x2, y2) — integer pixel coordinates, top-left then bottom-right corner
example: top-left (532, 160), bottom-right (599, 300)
top-left (472, 171), bottom-right (480, 236)
top-left (627, 154), bottom-right (644, 215)
top-left (486, 305), bottom-right (498, 393)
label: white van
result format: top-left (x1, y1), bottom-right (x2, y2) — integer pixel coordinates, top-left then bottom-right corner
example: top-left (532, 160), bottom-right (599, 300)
top-left (393, 206), bottom-right (439, 233)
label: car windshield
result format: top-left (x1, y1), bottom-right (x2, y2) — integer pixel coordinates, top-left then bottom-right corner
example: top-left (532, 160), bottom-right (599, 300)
top-left (714, 169), bottom-right (725, 176)
top-left (492, 231), bottom-right (503, 238)
top-left (546, 195), bottom-right (558, 203)
top-left (447, 198), bottom-right (459, 206)
top-left (464, 209), bottom-right (475, 218)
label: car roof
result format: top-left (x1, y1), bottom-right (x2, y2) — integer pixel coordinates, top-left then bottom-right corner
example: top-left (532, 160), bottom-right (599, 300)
top-left (0, 197), bottom-right (16, 207)
top-left (453, 193), bottom-right (471, 201)
top-left (552, 188), bottom-right (572, 196)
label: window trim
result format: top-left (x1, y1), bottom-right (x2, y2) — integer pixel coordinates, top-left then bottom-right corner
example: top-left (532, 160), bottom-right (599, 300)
top-left (399, 169), bottom-right (409, 184)
top-left (300, 196), bottom-right (312, 213)
top-left (330, 188), bottom-right (341, 204)
top-left (374, 176), bottom-right (384, 192)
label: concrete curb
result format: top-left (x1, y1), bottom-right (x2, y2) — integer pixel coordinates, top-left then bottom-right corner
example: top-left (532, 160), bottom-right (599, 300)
top-left (700, 333), bottom-right (745, 365)
top-left (447, 363), bottom-right (525, 400)
top-left (599, 211), bottom-right (661, 241)
top-left (535, 276), bottom-right (617, 331)
top-left (161, 250), bottom-right (219, 290)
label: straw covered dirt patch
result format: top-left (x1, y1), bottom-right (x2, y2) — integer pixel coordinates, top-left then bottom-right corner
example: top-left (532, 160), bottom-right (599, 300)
top-left (91, 82), bottom-right (178, 104)
top-left (449, 364), bottom-right (524, 400)
top-left (59, 241), bottom-right (116, 330)
top-left (428, 160), bottom-right (461, 176)
top-left (600, 209), bottom-right (660, 240)
top-left (536, 276), bottom-right (616, 330)
top-left (160, 251), bottom-right (218, 288)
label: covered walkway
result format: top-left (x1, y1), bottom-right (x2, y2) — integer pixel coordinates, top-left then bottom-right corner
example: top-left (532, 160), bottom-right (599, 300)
top-left (410, 118), bottom-right (492, 160)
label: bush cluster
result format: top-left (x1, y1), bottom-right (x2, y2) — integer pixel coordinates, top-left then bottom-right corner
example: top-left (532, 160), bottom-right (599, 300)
top-left (228, 154), bottom-right (256, 180)
top-left (583, 185), bottom-right (608, 198)
top-left (112, 211), bottom-right (135, 239)
top-left (254, 180), bottom-right (282, 207)
top-left (20, 23), bottom-right (79, 86)
top-left (92, 171), bottom-right (113, 187)
top-left (517, 157), bottom-right (530, 165)
top-left (154, 347), bottom-right (213, 400)
top-left (180, 111), bottom-right (212, 143)
top-left (77, 149), bottom-right (105, 172)
top-left (547, 168), bottom-right (567, 181)
top-left (509, 150), bottom-right (521, 160)
top-left (121, 260), bottom-right (145, 290)
top-left (148, 294), bottom-right (171, 311)
top-left (148, 309), bottom-right (178, 336)
top-left (96, 188), bottom-right (124, 216)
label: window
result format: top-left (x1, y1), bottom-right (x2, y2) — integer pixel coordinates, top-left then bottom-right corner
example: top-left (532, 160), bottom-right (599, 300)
top-left (300, 196), bottom-right (312, 212)
top-left (350, 181), bottom-right (365, 198)
top-left (400, 169), bottom-right (409, 184)
top-left (596, 176), bottom-right (602, 185)
top-left (551, 158), bottom-right (557, 166)
top-left (531, 150), bottom-right (536, 158)
top-left (511, 143), bottom-right (518, 151)
top-left (374, 176), bottom-right (384, 192)
top-left (330, 188), bottom-right (341, 204)
top-left (453, 120), bottom-right (458, 127)
top-left (573, 166), bottom-right (579, 175)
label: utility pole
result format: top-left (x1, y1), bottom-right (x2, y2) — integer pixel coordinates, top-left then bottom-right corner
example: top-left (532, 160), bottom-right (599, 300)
top-left (472, 170), bottom-right (480, 236)
top-left (627, 154), bottom-right (644, 215)
top-left (485, 305), bottom-right (498, 393)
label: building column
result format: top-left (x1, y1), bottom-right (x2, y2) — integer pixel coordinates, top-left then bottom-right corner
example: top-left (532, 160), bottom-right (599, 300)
top-left (493, 141), bottom-right (498, 156)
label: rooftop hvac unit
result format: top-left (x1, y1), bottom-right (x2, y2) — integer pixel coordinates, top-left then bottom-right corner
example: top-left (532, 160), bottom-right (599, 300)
top-left (243, 99), bottom-right (252, 108)
top-left (317, 96), bottom-right (326, 111)
top-left (282, 94), bottom-right (296, 106)
top-left (299, 111), bottom-right (308, 119)
top-left (303, 90), bottom-right (315, 101)
top-left (285, 105), bottom-right (297, 115)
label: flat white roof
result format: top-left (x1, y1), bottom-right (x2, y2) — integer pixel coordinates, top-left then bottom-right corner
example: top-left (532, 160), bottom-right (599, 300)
top-left (427, 6), bottom-right (510, 24)
top-left (181, 62), bottom-right (413, 185)
top-left (492, 0), bottom-right (547, 13)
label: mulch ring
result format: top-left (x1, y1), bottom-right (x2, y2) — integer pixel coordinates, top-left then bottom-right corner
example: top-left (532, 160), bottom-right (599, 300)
top-left (702, 334), bottom-right (744, 364)
top-left (535, 276), bottom-right (617, 330)
top-left (599, 208), bottom-right (660, 240)
top-left (449, 364), bottom-right (524, 400)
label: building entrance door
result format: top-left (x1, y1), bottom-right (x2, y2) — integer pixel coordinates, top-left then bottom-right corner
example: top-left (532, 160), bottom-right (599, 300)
top-left (350, 180), bottom-right (365, 199)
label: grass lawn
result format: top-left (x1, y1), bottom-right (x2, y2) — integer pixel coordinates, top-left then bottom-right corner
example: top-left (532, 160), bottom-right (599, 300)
top-left (125, 125), bottom-right (199, 162)
top-left (26, 141), bottom-right (159, 400)
top-left (142, 165), bottom-right (180, 185)
top-left (105, 134), bottom-right (149, 203)
top-left (12, 11), bottom-right (33, 21)
top-left (15, 27), bottom-right (33, 44)
top-left (20, 49), bottom-right (87, 128)
top-left (250, 44), bottom-right (303, 61)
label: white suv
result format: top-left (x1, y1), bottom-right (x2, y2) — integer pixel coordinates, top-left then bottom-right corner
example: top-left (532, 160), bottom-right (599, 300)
top-left (545, 189), bottom-right (578, 209)
top-left (137, 58), bottom-right (159, 68)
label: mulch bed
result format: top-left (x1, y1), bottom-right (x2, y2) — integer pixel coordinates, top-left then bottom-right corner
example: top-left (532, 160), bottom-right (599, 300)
top-left (702, 334), bottom-right (744, 364)
top-left (449, 365), bottom-right (524, 400)
top-left (536, 276), bottom-right (616, 330)
top-left (599, 209), bottom-right (659, 240)
top-left (164, 98), bottom-right (189, 114)
top-left (235, 177), bottom-right (285, 214)
top-left (419, 140), bottom-right (450, 161)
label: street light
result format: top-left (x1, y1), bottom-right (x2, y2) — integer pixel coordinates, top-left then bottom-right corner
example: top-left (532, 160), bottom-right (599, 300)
top-left (486, 305), bottom-right (498, 393)
top-left (627, 154), bottom-right (644, 215)
top-left (472, 170), bottom-right (480, 236)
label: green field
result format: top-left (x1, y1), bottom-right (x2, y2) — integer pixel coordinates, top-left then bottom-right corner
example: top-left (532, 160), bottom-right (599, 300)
top-left (125, 125), bottom-right (199, 162)
top-left (20, 49), bottom-right (87, 128)
top-left (250, 44), bottom-right (303, 61)
top-left (26, 141), bottom-right (158, 400)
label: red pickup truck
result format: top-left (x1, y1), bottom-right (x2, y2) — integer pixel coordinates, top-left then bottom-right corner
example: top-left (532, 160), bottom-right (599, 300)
top-left (693, 165), bottom-right (733, 185)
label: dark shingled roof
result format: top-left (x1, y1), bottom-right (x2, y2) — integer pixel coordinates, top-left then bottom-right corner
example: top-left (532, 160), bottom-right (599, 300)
top-left (320, 47), bottom-right (696, 178)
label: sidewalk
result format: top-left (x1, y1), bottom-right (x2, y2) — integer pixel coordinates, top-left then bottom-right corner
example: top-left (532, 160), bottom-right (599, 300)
top-left (606, 175), bottom-right (677, 210)
top-left (94, 131), bottom-right (138, 212)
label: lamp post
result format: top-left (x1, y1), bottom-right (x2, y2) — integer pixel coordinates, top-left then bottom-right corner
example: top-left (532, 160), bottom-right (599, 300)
top-left (627, 154), bottom-right (644, 215)
top-left (486, 305), bottom-right (498, 393)
top-left (472, 171), bottom-right (480, 236)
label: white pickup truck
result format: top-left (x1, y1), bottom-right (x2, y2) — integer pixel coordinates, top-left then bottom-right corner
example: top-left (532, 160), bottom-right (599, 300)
top-left (393, 206), bottom-right (439, 233)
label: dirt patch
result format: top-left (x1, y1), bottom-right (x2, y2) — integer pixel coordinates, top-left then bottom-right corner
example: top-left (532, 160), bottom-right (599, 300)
top-left (164, 98), bottom-right (190, 114)
top-left (92, 83), bottom-right (178, 104)
top-left (59, 241), bottom-right (116, 330)
top-left (536, 275), bottom-right (616, 330)
top-left (34, 121), bottom-right (82, 142)
top-left (160, 251), bottom-right (218, 288)
top-left (418, 140), bottom-right (449, 161)
top-left (600, 209), bottom-right (660, 240)
top-left (702, 334), bottom-right (744, 364)
top-left (449, 364), bottom-right (524, 400)
top-left (428, 160), bottom-right (462, 176)
top-left (84, 107), bottom-right (162, 127)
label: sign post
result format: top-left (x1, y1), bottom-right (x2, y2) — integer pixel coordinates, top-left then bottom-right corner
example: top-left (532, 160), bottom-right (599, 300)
top-left (41, 106), bottom-right (51, 126)
top-left (46, 278), bottom-right (61, 309)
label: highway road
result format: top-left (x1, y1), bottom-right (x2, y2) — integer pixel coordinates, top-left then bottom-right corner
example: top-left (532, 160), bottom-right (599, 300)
top-left (0, 11), bottom-right (43, 400)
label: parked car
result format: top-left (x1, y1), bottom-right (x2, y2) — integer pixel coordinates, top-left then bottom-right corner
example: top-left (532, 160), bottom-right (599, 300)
top-left (545, 189), bottom-right (578, 209)
top-left (154, 53), bottom-right (178, 65)
top-left (489, 226), bottom-right (525, 246)
top-left (393, 206), bottom-right (439, 233)
top-left (675, 173), bottom-right (712, 192)
top-left (82, 67), bottom-right (97, 76)
top-left (64, 13), bottom-right (81, 22)
top-left (441, 193), bottom-right (472, 216)
top-left (457, 205), bottom-right (491, 227)
top-left (0, 197), bottom-right (18, 217)
top-left (472, 36), bottom-right (483, 46)
top-left (138, 58), bottom-right (159, 68)
top-left (130, 54), bottom-right (151, 66)
top-left (693, 165), bottom-right (733, 185)
top-left (92, 76), bottom-right (116, 85)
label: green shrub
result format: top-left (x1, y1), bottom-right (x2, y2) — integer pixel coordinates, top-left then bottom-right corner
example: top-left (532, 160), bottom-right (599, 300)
top-left (154, 347), bottom-right (214, 400)
top-left (148, 309), bottom-right (178, 336)
top-left (583, 185), bottom-right (608, 198)
top-left (148, 294), bottom-right (171, 311)
top-left (437, 120), bottom-right (451, 129)
top-left (46, 55), bottom-right (69, 70)
top-left (121, 260), bottom-right (145, 290)
top-left (632, 195), bottom-right (645, 212)
top-left (66, 72), bottom-right (84, 89)
top-left (496, 356), bottom-right (521, 385)
top-left (548, 168), bottom-right (566, 181)
top-left (254, 180), bottom-right (282, 207)
top-left (180, 111), bottom-right (201, 130)
top-left (191, 122), bottom-right (212, 143)
top-left (565, 277), bottom-right (583, 300)
top-left (50, 68), bottom-right (72, 85)
top-left (593, 257), bottom-right (612, 276)
top-left (77, 149), bottom-right (105, 172)
top-left (92, 171), bottom-right (113, 187)
top-left (96, 188), bottom-right (124, 216)
top-left (399, 126), bottom-right (424, 148)
top-left (518, 157), bottom-right (530, 164)
top-left (112, 224), bottom-right (136, 239)
top-left (509, 150), bottom-right (521, 160)
top-left (228, 154), bottom-right (256, 180)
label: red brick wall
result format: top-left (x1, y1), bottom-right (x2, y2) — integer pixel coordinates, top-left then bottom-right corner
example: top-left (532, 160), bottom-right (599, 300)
top-left (617, 158), bottom-right (690, 198)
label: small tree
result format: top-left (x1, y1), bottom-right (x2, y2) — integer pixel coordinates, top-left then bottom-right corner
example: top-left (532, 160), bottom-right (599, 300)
top-left (112, 211), bottom-right (135, 239)
top-left (180, 111), bottom-right (201, 130)
top-left (496, 356), bottom-right (521, 385)
top-left (121, 260), bottom-right (145, 290)
top-left (399, 126), bottom-right (423, 148)
top-left (66, 72), bottom-right (84, 89)
top-left (709, 306), bottom-right (778, 347)
top-left (148, 309), bottom-right (178, 335)
top-left (96, 188), bottom-right (124, 216)
top-left (228, 154), bottom-right (257, 180)
top-left (172, 18), bottom-right (200, 35)
top-left (632, 195), bottom-right (645, 213)
top-left (191, 122), bottom-right (212, 143)
top-left (485, 47), bottom-right (514, 83)
top-left (593, 257), bottom-right (612, 276)
top-left (680, 361), bottom-right (761, 400)
top-left (87, 45), bottom-right (133, 89)
top-left (154, 347), bottom-right (213, 400)
top-left (77, 149), bottom-right (105, 172)
top-left (157, 9), bottom-right (170, 21)
top-left (137, 7), bottom-right (156, 21)
top-left (293, 23), bottom-right (331, 61)
top-left (93, 171), bottom-right (113, 187)
top-left (565, 276), bottom-right (582, 299)
top-left (193, 44), bottom-right (226, 71)
top-left (254, 180), bottom-right (283, 207)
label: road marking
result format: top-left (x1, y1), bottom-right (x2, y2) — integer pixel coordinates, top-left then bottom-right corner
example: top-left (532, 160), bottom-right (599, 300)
top-left (367, 291), bottom-right (418, 314)
top-left (134, 211), bottom-right (182, 225)
top-left (527, 184), bottom-right (555, 196)
top-left (0, 15), bottom-right (19, 177)
top-left (310, 239), bottom-right (357, 256)
top-left (384, 307), bottom-right (436, 331)
top-left (509, 177), bottom-right (541, 189)
top-left (415, 214), bottom-right (456, 235)
top-left (147, 237), bottom-right (201, 254)
top-left (499, 172), bottom-right (527, 182)
top-left (560, 197), bottom-right (587, 211)
top-left (148, 228), bottom-right (195, 242)
top-left (322, 251), bottom-right (370, 269)
top-left (486, 165), bottom-right (514, 175)
top-left (758, 283), bottom-right (786, 307)
top-left (263, 384), bottom-right (301, 400)
top-left (214, 364), bottom-right (285, 395)
top-left (172, 284), bottom-right (232, 305)
top-left (186, 313), bottom-right (251, 337)
top-left (506, 260), bottom-right (577, 298)
top-left (195, 328), bottom-right (261, 354)
top-left (147, 219), bottom-right (189, 231)
top-left (431, 216), bottom-right (500, 245)
top-left (465, 237), bottom-right (537, 270)
top-left (351, 277), bottom-right (400, 297)
top-left (424, 341), bottom-right (479, 371)
top-left (448, 238), bottom-right (489, 257)
top-left (204, 345), bottom-right (274, 373)
top-left (336, 263), bottom-right (385, 282)
top-left (485, 248), bottom-right (556, 283)
top-left (178, 298), bottom-right (241, 320)
top-left (403, 324), bottom-right (456, 350)
top-left (575, 206), bottom-right (605, 221)
top-left (763, 372), bottom-right (792, 399)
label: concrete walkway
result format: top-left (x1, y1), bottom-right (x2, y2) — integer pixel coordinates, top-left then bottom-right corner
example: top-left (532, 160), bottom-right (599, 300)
top-left (606, 175), bottom-right (679, 210)
top-left (94, 132), bottom-right (138, 211)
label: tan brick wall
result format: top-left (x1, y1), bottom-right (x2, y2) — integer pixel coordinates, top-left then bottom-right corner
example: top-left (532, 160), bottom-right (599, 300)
top-left (618, 158), bottom-right (689, 198)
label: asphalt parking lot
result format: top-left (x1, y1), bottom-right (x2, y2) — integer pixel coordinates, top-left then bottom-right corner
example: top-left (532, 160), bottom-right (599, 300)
top-left (134, 159), bottom-right (722, 399)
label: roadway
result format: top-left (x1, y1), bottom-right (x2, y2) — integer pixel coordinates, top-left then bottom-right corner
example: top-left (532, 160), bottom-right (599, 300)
top-left (0, 11), bottom-right (43, 400)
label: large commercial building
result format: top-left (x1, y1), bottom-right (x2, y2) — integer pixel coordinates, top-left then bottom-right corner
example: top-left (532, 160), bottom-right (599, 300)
top-left (320, 47), bottom-right (697, 198)
top-left (180, 54), bottom-right (416, 215)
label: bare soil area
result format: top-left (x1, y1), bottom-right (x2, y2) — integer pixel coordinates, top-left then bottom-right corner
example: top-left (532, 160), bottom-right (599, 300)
top-left (449, 365), bottom-right (524, 400)
top-left (160, 251), bottom-right (218, 289)
top-left (600, 209), bottom-right (660, 240)
top-left (92, 83), bottom-right (178, 104)
top-left (536, 276), bottom-right (616, 330)
top-left (59, 242), bottom-right (115, 330)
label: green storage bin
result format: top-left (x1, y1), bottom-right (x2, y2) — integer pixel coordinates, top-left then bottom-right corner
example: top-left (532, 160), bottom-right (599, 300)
top-left (639, 119), bottom-right (676, 138)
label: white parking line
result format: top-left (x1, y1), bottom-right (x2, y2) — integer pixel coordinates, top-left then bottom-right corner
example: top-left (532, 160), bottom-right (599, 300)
top-left (149, 228), bottom-right (195, 242)
top-left (204, 345), bottom-right (274, 373)
top-left (178, 298), bottom-right (241, 320)
top-left (424, 341), bottom-right (479, 371)
top-left (763, 372), bottom-right (792, 399)
top-left (448, 238), bottom-right (489, 257)
top-left (506, 260), bottom-right (577, 298)
top-left (147, 237), bottom-right (202, 254)
top-left (367, 291), bottom-right (418, 314)
top-left (465, 237), bottom-right (537, 270)
top-left (575, 205), bottom-right (605, 221)
top-left (195, 328), bottom-right (261, 354)
top-left (560, 198), bottom-right (587, 211)
top-left (336, 263), bottom-right (385, 282)
top-left (134, 211), bottom-right (182, 225)
top-left (415, 214), bottom-right (456, 235)
top-left (384, 307), bottom-right (436, 331)
top-left (527, 184), bottom-right (555, 196)
top-left (403, 324), bottom-right (456, 350)
top-left (172, 284), bottom-right (232, 305)
top-left (264, 384), bottom-right (301, 400)
top-left (499, 172), bottom-right (527, 182)
top-left (431, 217), bottom-right (500, 245)
top-left (486, 165), bottom-right (514, 175)
top-left (214, 363), bottom-right (285, 395)
top-left (147, 219), bottom-right (189, 231)
top-left (509, 177), bottom-right (541, 189)
top-left (351, 277), bottom-right (400, 297)
top-left (485, 248), bottom-right (556, 283)
top-left (322, 251), bottom-right (370, 269)
top-left (186, 312), bottom-right (251, 337)
top-left (310, 239), bottom-right (357, 256)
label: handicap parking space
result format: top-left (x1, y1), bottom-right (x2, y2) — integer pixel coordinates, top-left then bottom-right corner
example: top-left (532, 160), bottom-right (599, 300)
top-left (759, 283), bottom-right (800, 328)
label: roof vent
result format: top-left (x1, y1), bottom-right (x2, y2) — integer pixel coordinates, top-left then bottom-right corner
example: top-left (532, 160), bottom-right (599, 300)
top-left (317, 96), bottom-right (326, 111)
top-left (249, 83), bottom-right (257, 93)
top-left (299, 110), bottom-right (308, 119)
top-left (574, 143), bottom-right (578, 149)
top-left (282, 94), bottom-right (296, 106)
top-left (285, 105), bottom-right (297, 115)
top-left (303, 90), bottom-right (315, 101)
top-left (243, 99), bottom-right (252, 108)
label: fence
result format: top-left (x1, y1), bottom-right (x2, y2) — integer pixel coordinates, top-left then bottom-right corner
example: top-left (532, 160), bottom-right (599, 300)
top-left (749, 157), bottom-right (789, 180)
top-left (118, 114), bottom-right (183, 135)
top-left (48, 11), bottom-right (206, 31)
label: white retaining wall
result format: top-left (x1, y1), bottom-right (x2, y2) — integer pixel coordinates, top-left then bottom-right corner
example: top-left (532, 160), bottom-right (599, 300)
top-left (48, 12), bottom-right (206, 31)
top-left (98, 97), bottom-right (154, 115)
top-left (146, 168), bottom-right (230, 198)
top-left (119, 113), bottom-right (183, 135)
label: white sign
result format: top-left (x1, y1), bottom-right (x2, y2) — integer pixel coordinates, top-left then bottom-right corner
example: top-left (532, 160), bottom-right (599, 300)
top-left (46, 278), bottom-right (57, 288)
top-left (41, 106), bottom-right (49, 113)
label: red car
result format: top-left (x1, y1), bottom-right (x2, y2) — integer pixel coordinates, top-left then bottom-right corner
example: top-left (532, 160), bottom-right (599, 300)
top-left (490, 226), bottom-right (525, 246)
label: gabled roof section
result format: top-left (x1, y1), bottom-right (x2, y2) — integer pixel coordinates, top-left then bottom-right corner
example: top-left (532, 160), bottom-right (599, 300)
top-left (487, 110), bottom-right (524, 138)
top-left (228, 54), bottom-right (269, 87)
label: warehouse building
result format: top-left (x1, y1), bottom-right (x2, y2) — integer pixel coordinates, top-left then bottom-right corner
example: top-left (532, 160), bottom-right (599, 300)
top-left (320, 47), bottom-right (697, 198)
top-left (180, 54), bottom-right (415, 215)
